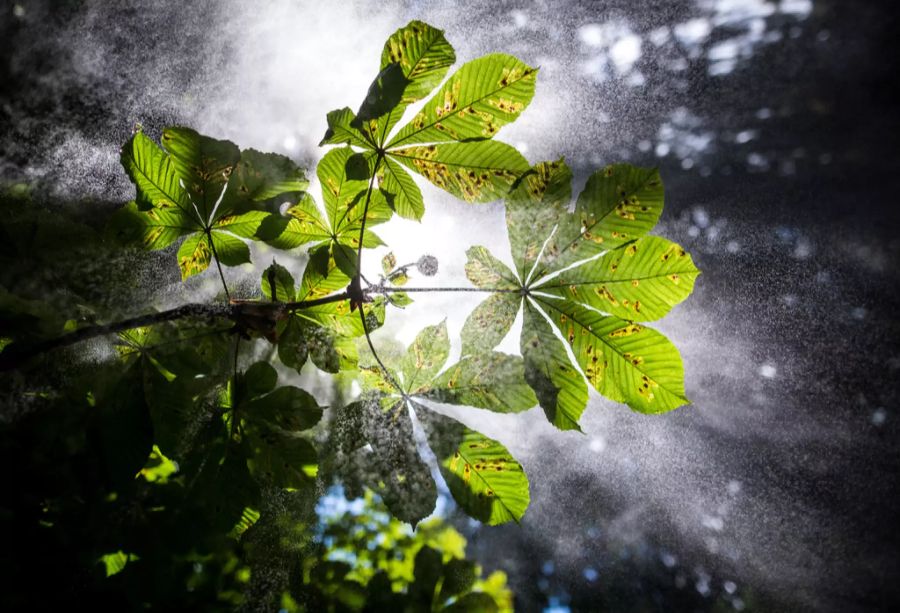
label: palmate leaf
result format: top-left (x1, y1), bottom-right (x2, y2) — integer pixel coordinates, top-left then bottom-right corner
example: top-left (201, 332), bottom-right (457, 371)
top-left (118, 126), bottom-right (309, 280)
top-left (458, 160), bottom-right (696, 425)
top-left (161, 126), bottom-right (241, 224)
top-left (354, 321), bottom-right (535, 525)
top-left (319, 21), bottom-right (536, 223)
top-left (259, 147), bottom-right (391, 265)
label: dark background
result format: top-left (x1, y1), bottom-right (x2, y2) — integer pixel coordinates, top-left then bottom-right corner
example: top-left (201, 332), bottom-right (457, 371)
top-left (2, 1), bottom-right (899, 611)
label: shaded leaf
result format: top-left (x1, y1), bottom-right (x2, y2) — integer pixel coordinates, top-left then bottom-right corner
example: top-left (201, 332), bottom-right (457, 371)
top-left (378, 156), bottom-right (425, 220)
top-left (400, 320), bottom-right (450, 394)
top-left (420, 353), bottom-right (536, 413)
top-left (460, 292), bottom-right (519, 356)
top-left (465, 246), bottom-right (519, 290)
top-left (161, 126), bottom-right (240, 224)
top-left (108, 201), bottom-right (196, 250)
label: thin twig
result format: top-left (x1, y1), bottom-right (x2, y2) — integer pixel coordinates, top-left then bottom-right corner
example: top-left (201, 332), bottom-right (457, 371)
top-left (379, 286), bottom-right (523, 294)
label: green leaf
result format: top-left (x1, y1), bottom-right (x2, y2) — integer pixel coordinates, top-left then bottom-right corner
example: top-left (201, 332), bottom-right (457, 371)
top-left (505, 159), bottom-right (573, 282)
top-left (299, 245), bottom-right (349, 300)
top-left (389, 53), bottom-right (537, 146)
top-left (390, 141), bottom-right (529, 203)
top-left (465, 246), bottom-right (519, 290)
top-left (176, 231), bottom-right (249, 280)
top-left (520, 301), bottom-right (587, 431)
top-left (420, 353), bottom-right (537, 413)
top-left (245, 385), bottom-right (324, 432)
top-left (535, 236), bottom-right (700, 321)
top-left (246, 427), bottom-right (318, 488)
top-left (387, 291), bottom-right (413, 308)
top-left (371, 20), bottom-right (456, 145)
top-left (108, 201), bottom-right (197, 250)
top-left (161, 126), bottom-right (241, 224)
top-left (401, 320), bottom-right (450, 394)
top-left (536, 297), bottom-right (689, 413)
top-left (277, 316), bottom-right (309, 372)
top-left (460, 293), bottom-right (519, 356)
top-left (257, 193), bottom-right (331, 250)
top-left (409, 545), bottom-right (443, 607)
top-left (120, 130), bottom-right (190, 214)
top-left (210, 230), bottom-right (251, 266)
top-left (212, 210), bottom-right (270, 238)
top-left (418, 407), bottom-right (529, 525)
top-left (261, 260), bottom-right (296, 302)
top-left (382, 252), bottom-right (397, 275)
top-left (242, 361), bottom-right (278, 397)
top-left (227, 148), bottom-right (308, 202)
top-left (378, 156), bottom-right (424, 220)
top-left (318, 146), bottom-right (372, 234)
top-left (570, 164), bottom-right (665, 259)
top-left (439, 558), bottom-right (477, 601)
top-left (320, 107), bottom-right (372, 148)
top-left (176, 232), bottom-right (213, 280)
top-left (352, 62), bottom-right (409, 129)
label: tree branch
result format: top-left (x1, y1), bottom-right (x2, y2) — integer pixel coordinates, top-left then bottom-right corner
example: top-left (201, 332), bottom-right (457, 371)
top-left (0, 291), bottom-right (355, 371)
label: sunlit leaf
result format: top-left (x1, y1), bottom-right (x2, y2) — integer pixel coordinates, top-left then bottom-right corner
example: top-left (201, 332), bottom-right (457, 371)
top-left (369, 21), bottom-right (456, 145)
top-left (520, 301), bottom-right (587, 431)
top-left (417, 407), bottom-right (529, 525)
top-left (389, 54), bottom-right (537, 146)
top-left (390, 141), bottom-right (529, 204)
top-left (535, 236), bottom-right (700, 321)
top-left (320, 107), bottom-right (373, 148)
top-left (536, 297), bottom-right (689, 413)
top-left (161, 126), bottom-right (241, 224)
top-left (120, 130), bottom-right (190, 214)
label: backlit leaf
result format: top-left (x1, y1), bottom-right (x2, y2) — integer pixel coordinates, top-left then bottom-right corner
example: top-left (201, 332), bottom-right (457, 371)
top-left (389, 54), bottom-right (537, 146)
top-left (536, 236), bottom-right (700, 321)
top-left (417, 407), bottom-right (529, 525)
top-left (390, 141), bottom-right (529, 204)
